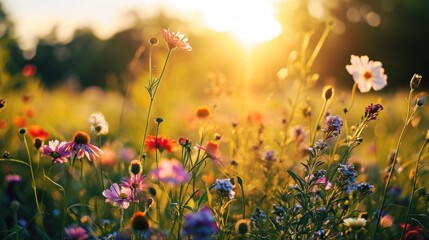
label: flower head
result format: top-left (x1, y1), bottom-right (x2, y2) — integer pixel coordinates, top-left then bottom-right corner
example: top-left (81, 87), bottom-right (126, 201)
top-left (89, 112), bottom-right (109, 135)
top-left (130, 211), bottom-right (150, 231)
top-left (145, 135), bottom-right (178, 154)
top-left (364, 103), bottom-right (383, 121)
top-left (64, 131), bottom-right (103, 161)
top-left (346, 55), bottom-right (387, 93)
top-left (343, 218), bottom-right (366, 230)
top-left (41, 140), bottom-right (70, 164)
top-left (65, 225), bottom-right (90, 240)
top-left (196, 106), bottom-right (211, 119)
top-left (28, 126), bottom-right (49, 140)
top-left (195, 141), bottom-right (225, 166)
top-left (151, 159), bottom-right (190, 186)
top-left (6, 174), bottom-right (22, 184)
top-left (323, 115), bottom-right (343, 139)
top-left (102, 183), bottom-right (131, 209)
top-left (129, 159), bottom-right (143, 175)
top-left (161, 29), bottom-right (192, 51)
top-left (235, 219), bottom-right (251, 236)
top-left (183, 206), bottom-right (218, 239)
top-left (215, 178), bottom-right (235, 199)
top-left (120, 174), bottom-right (148, 202)
top-left (0, 97), bottom-right (6, 111)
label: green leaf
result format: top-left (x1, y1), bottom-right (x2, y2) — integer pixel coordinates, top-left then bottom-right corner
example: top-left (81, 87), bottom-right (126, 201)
top-left (0, 158), bottom-right (29, 167)
top-left (287, 170), bottom-right (305, 190)
top-left (44, 174), bottom-right (64, 193)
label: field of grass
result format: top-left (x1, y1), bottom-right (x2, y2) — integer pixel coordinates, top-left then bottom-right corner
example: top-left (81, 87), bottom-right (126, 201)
top-left (1, 27), bottom-right (429, 240)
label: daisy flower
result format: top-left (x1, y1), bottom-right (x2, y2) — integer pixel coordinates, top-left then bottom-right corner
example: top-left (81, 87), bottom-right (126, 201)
top-left (64, 131), bottom-right (103, 161)
top-left (41, 140), bottom-right (70, 164)
top-left (161, 29), bottom-right (192, 51)
top-left (346, 55), bottom-right (387, 93)
top-left (120, 174), bottom-right (148, 202)
top-left (102, 183), bottom-right (131, 209)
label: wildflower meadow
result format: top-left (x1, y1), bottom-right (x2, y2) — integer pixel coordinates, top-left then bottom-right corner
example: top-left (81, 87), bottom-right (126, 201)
top-left (1, 14), bottom-right (429, 240)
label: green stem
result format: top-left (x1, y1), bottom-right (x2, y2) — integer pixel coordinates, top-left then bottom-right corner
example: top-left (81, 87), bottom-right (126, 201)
top-left (347, 83), bottom-right (357, 112)
top-left (22, 134), bottom-right (43, 230)
top-left (373, 89), bottom-right (414, 239)
top-left (311, 98), bottom-right (328, 146)
top-left (139, 49), bottom-right (172, 168)
top-left (400, 139), bottom-right (428, 239)
top-left (98, 135), bottom-right (105, 190)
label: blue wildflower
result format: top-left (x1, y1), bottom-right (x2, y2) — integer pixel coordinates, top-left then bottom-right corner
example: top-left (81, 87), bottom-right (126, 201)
top-left (215, 179), bottom-right (235, 199)
top-left (183, 206), bottom-right (218, 240)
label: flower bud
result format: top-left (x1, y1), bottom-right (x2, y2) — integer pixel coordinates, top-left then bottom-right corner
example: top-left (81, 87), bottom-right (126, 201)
top-left (19, 128), bottom-right (27, 135)
top-left (150, 37), bottom-right (158, 45)
top-left (410, 73), bottom-right (422, 90)
top-left (322, 85), bottom-right (334, 101)
top-left (155, 117), bottom-right (164, 124)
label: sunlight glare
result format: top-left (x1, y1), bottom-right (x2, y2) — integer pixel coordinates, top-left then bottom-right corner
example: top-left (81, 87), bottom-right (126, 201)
top-left (200, 0), bottom-right (283, 48)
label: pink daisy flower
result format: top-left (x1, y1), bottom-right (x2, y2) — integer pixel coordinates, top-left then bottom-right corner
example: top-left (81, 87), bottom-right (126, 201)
top-left (120, 174), bottom-right (148, 202)
top-left (41, 140), bottom-right (70, 164)
top-left (161, 29), bottom-right (192, 51)
top-left (102, 183), bottom-right (131, 209)
top-left (64, 131), bottom-right (103, 162)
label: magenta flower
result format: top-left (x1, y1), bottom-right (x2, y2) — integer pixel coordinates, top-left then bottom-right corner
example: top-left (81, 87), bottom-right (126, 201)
top-left (41, 140), bottom-right (70, 163)
top-left (151, 159), bottom-right (190, 186)
top-left (6, 174), bottom-right (22, 184)
top-left (120, 174), bottom-right (148, 202)
top-left (64, 225), bottom-right (90, 240)
top-left (64, 131), bottom-right (103, 161)
top-left (102, 183), bottom-right (131, 209)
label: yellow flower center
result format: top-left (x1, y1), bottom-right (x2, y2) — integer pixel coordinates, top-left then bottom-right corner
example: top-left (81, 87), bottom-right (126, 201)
top-left (363, 71), bottom-right (372, 80)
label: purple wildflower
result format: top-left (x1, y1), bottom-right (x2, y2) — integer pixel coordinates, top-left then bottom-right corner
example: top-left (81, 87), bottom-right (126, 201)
top-left (364, 103), bottom-right (383, 121)
top-left (120, 174), bottom-right (148, 202)
top-left (323, 115), bottom-right (343, 139)
top-left (102, 183), bottom-right (131, 209)
top-left (41, 140), bottom-right (70, 163)
top-left (356, 182), bottom-right (374, 196)
top-left (64, 131), bottom-right (103, 162)
top-left (215, 178), bottom-right (235, 199)
top-left (64, 225), bottom-right (90, 240)
top-left (183, 206), bottom-right (218, 240)
top-left (151, 159), bottom-right (190, 186)
top-left (337, 164), bottom-right (357, 193)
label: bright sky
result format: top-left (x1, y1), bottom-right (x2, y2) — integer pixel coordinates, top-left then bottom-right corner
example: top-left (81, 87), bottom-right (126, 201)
top-left (2, 0), bottom-right (283, 50)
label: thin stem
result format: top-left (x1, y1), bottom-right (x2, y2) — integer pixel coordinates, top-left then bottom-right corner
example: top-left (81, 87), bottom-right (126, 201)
top-left (98, 135), bottom-right (105, 190)
top-left (311, 98), bottom-right (328, 146)
top-left (305, 21), bottom-right (332, 71)
top-left (155, 121), bottom-right (161, 168)
top-left (373, 89), bottom-right (414, 239)
top-left (22, 134), bottom-right (43, 230)
top-left (347, 83), bottom-right (357, 112)
top-left (139, 49), bottom-right (172, 168)
top-left (400, 140), bottom-right (428, 239)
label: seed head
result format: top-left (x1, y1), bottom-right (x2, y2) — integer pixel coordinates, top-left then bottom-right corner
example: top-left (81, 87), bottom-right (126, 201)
top-left (410, 73), bottom-right (422, 90)
top-left (129, 159), bottom-right (143, 175)
top-left (130, 211), bottom-right (149, 231)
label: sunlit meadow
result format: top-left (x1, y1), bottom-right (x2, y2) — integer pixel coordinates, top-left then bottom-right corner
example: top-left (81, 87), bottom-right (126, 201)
top-left (1, 3), bottom-right (429, 240)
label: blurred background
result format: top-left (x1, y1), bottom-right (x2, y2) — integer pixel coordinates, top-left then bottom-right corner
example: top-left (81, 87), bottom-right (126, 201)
top-left (0, 0), bottom-right (428, 92)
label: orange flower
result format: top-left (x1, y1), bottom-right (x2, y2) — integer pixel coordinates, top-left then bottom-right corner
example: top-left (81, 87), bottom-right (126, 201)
top-left (28, 125), bottom-right (49, 139)
top-left (247, 111), bottom-right (263, 123)
top-left (13, 116), bottom-right (26, 127)
top-left (196, 141), bottom-right (225, 166)
top-left (24, 106), bottom-right (34, 118)
top-left (161, 29), bottom-right (192, 51)
top-left (196, 106), bottom-right (210, 119)
top-left (145, 135), bottom-right (178, 154)
top-left (0, 119), bottom-right (6, 129)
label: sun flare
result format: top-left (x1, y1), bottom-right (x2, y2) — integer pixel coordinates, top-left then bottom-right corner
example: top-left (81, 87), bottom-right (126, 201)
top-left (200, 0), bottom-right (283, 48)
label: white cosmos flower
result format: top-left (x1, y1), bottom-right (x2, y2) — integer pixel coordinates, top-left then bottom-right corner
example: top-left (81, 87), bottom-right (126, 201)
top-left (343, 217), bottom-right (367, 230)
top-left (346, 55), bottom-right (387, 93)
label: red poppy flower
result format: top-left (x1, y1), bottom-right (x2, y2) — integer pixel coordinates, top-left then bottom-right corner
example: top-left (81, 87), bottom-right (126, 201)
top-left (145, 135), bottom-right (178, 153)
top-left (28, 125), bottom-right (49, 140)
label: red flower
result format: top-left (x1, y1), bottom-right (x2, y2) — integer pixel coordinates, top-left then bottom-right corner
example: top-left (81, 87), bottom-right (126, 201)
top-left (22, 64), bottom-right (36, 77)
top-left (0, 120), bottom-right (6, 129)
top-left (400, 223), bottom-right (429, 240)
top-left (28, 125), bottom-right (49, 140)
top-left (145, 135), bottom-right (177, 153)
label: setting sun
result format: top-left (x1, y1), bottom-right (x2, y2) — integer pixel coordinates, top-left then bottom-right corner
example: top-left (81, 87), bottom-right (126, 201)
top-left (199, 0), bottom-right (283, 47)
